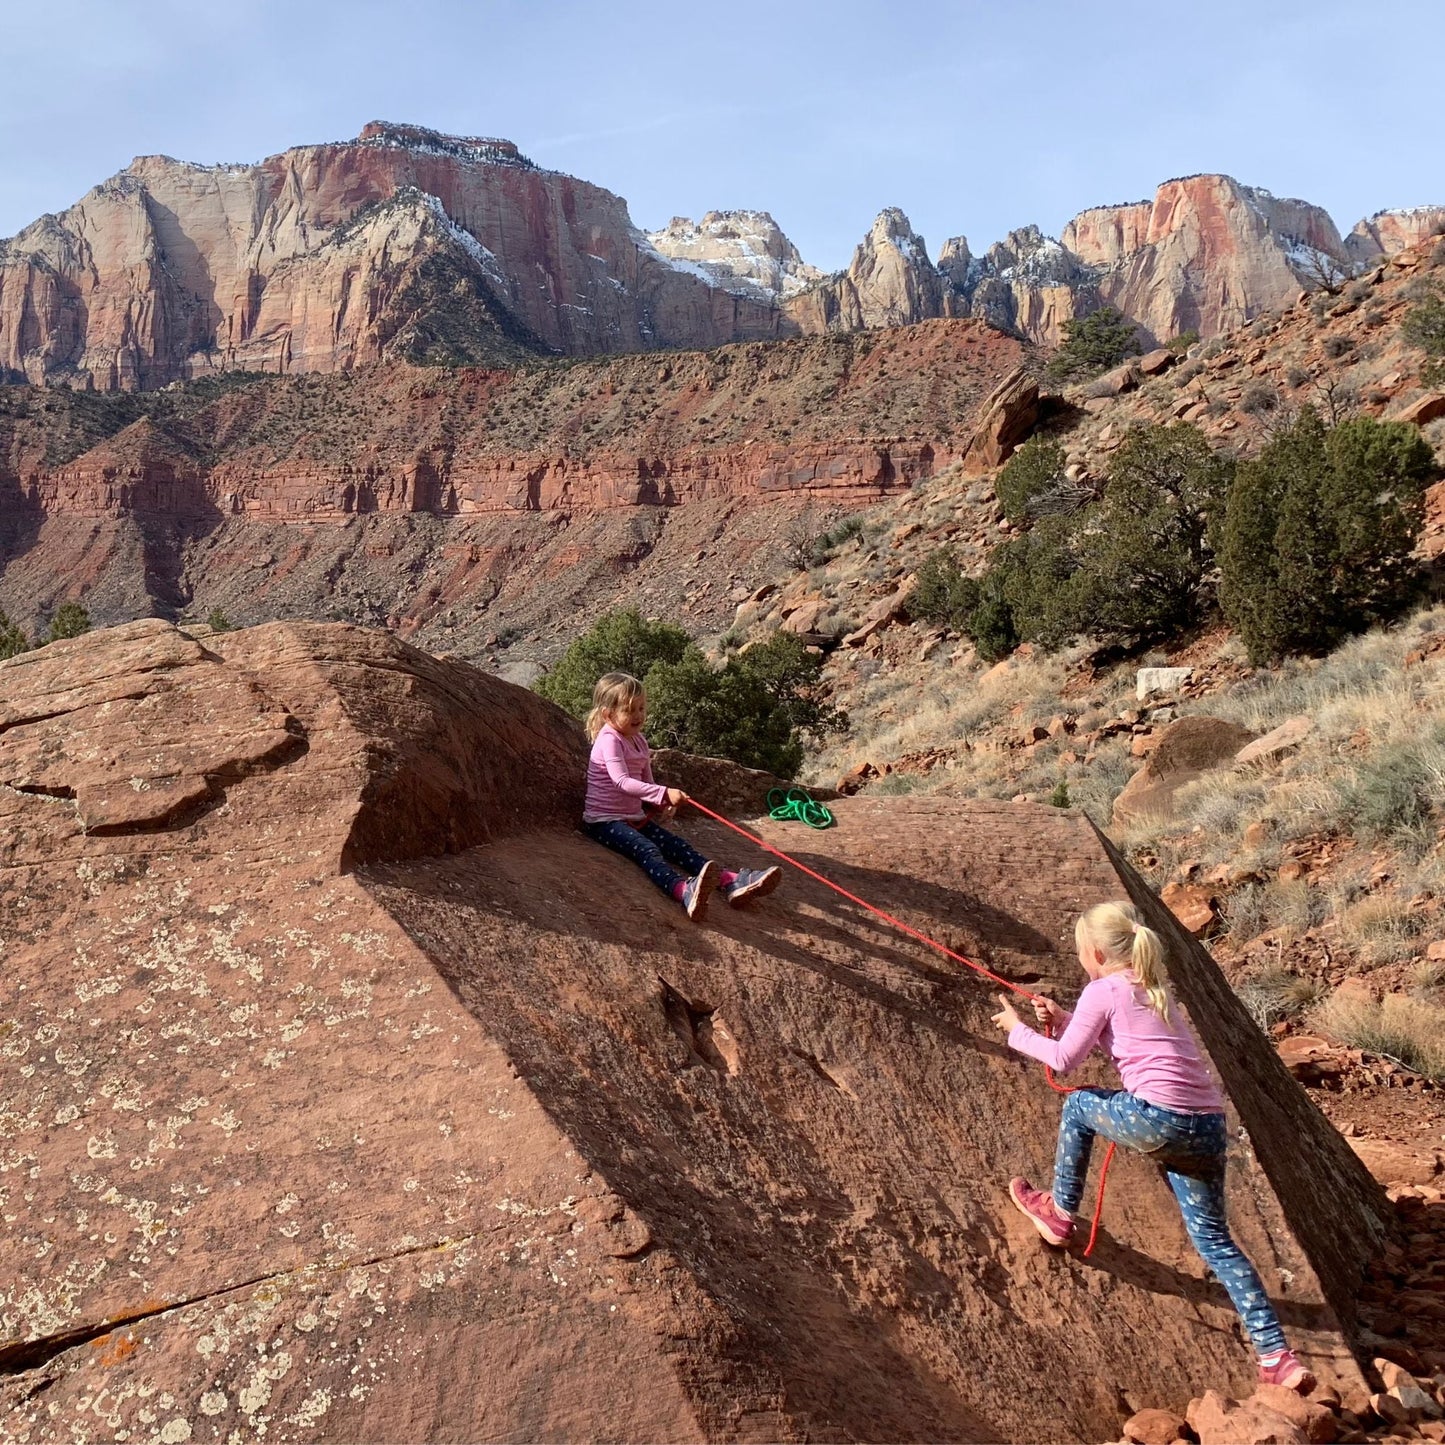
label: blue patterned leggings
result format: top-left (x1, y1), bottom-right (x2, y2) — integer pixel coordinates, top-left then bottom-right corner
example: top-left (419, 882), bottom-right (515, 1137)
top-left (584, 818), bottom-right (711, 896)
top-left (1054, 1088), bottom-right (1286, 1356)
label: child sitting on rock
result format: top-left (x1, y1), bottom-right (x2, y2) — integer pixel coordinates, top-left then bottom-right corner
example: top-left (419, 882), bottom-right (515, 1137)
top-left (991, 900), bottom-right (1316, 1395)
top-left (582, 672), bottom-right (780, 921)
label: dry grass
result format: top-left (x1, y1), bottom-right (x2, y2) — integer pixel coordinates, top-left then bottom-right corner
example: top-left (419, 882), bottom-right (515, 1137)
top-left (1234, 962), bottom-right (1326, 1031)
top-left (1336, 893), bottom-right (1430, 964)
top-left (1410, 958), bottom-right (1445, 998)
top-left (1311, 990), bottom-right (1445, 1079)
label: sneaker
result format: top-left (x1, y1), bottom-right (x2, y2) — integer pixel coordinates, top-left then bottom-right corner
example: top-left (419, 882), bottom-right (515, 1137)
top-left (1257, 1349), bottom-right (1315, 1394)
top-left (722, 865), bottom-right (782, 907)
top-left (680, 861), bottom-right (718, 922)
top-left (1008, 1177), bottom-right (1075, 1247)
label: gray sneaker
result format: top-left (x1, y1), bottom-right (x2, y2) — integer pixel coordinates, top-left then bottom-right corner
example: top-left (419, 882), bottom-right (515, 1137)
top-left (680, 860), bottom-right (718, 921)
top-left (722, 865), bottom-right (782, 907)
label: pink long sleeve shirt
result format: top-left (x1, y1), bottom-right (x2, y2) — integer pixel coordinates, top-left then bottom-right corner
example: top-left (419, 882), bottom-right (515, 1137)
top-left (1007, 970), bottom-right (1225, 1113)
top-left (583, 723), bottom-right (669, 823)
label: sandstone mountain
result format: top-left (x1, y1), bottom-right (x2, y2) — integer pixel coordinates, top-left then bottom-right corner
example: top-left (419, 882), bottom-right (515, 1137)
top-left (646, 210), bottom-right (826, 302)
top-left (2, 118), bottom-right (1438, 390)
top-left (0, 121), bottom-right (788, 390)
top-left (796, 178), bottom-right (1445, 347)
top-left (785, 208), bottom-right (950, 332)
top-left (0, 618), bottom-right (1386, 1440)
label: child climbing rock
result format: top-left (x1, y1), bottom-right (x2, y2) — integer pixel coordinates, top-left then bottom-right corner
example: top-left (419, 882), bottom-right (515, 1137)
top-left (991, 900), bottom-right (1317, 1395)
top-left (582, 672), bottom-right (781, 922)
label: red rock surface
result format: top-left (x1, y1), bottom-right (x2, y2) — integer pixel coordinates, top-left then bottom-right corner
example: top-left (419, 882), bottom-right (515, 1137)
top-left (0, 622), bottom-right (1382, 1441)
top-left (1064, 176), bottom-right (1348, 346)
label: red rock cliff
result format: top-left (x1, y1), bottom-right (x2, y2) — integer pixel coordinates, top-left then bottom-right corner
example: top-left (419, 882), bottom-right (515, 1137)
top-left (0, 122), bottom-right (789, 390)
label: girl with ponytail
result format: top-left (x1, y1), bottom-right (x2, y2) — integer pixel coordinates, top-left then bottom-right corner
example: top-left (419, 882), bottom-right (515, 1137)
top-left (991, 900), bottom-right (1316, 1394)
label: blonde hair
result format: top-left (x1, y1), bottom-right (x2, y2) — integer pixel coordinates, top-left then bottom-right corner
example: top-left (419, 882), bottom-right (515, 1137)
top-left (586, 671), bottom-right (645, 741)
top-left (1077, 900), bottom-right (1173, 1022)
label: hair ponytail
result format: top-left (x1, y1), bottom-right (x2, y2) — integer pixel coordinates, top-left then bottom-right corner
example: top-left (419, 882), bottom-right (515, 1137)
top-left (1129, 921), bottom-right (1172, 1023)
top-left (1079, 901), bottom-right (1173, 1023)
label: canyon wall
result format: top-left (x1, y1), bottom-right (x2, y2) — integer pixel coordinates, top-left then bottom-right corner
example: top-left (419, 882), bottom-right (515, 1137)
top-left (0, 122), bottom-right (788, 390)
top-left (3, 119), bottom-right (1438, 388)
top-left (0, 320), bottom-right (1030, 653)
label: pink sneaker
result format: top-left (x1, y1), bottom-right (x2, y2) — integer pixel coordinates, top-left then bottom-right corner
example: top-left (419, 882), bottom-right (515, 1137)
top-left (1008, 1177), bottom-right (1075, 1247)
top-left (1257, 1349), bottom-right (1315, 1394)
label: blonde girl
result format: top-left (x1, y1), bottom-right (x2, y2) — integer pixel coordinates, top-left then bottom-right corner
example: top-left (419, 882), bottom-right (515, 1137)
top-left (581, 672), bottom-right (780, 921)
top-left (991, 900), bottom-right (1315, 1394)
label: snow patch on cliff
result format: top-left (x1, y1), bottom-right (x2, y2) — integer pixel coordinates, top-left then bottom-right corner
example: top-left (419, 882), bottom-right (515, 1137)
top-left (414, 193), bottom-right (510, 290)
top-left (644, 211), bottom-right (823, 301)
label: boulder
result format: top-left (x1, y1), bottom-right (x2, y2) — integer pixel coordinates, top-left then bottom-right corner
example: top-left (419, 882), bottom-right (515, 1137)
top-left (844, 588), bottom-right (908, 646)
top-left (1187, 1390), bottom-right (1306, 1445)
top-left (1093, 361), bottom-right (1142, 396)
top-left (1162, 881), bottom-right (1220, 938)
top-left (1137, 666), bottom-right (1193, 702)
top-left (960, 367), bottom-right (1040, 473)
top-left (1236, 717), bottom-right (1314, 766)
top-left (781, 598), bottom-right (830, 635)
top-left (1391, 393), bottom-right (1445, 428)
top-left (1276, 1035), bottom-right (1349, 1085)
top-left (1123, 1406), bottom-right (1192, 1443)
top-left (1253, 1384), bottom-right (1341, 1442)
top-left (1348, 1138), bottom-right (1444, 1188)
top-left (1137, 347), bottom-right (1177, 376)
top-left (1112, 716), bottom-right (1257, 827)
top-left (0, 620), bottom-right (1382, 1441)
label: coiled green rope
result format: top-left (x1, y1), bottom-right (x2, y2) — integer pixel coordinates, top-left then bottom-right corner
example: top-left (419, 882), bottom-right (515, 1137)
top-left (766, 786), bottom-right (835, 829)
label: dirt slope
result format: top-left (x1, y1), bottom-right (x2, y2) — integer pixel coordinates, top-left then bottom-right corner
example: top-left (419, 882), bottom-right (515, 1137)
top-left (0, 622), bottom-right (1383, 1442)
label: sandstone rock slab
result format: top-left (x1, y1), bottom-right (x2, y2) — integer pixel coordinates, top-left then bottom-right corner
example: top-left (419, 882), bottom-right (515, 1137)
top-left (1236, 717), bottom-right (1314, 767)
top-left (0, 623), bottom-right (1377, 1442)
top-left (961, 367), bottom-right (1040, 473)
top-left (1113, 716), bottom-right (1257, 827)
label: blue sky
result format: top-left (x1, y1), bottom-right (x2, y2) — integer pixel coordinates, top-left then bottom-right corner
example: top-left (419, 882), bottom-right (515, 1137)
top-left (1, 0), bottom-right (1440, 269)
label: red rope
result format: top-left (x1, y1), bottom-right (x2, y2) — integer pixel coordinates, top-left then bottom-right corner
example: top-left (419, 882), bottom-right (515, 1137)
top-left (686, 798), bottom-right (1115, 1256)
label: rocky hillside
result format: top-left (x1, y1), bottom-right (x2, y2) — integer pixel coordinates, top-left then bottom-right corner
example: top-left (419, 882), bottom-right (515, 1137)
top-left (709, 236), bottom-right (1445, 1297)
top-left (0, 319), bottom-right (1031, 659)
top-left (2, 117), bottom-right (1439, 389)
top-left (731, 232), bottom-right (1445, 695)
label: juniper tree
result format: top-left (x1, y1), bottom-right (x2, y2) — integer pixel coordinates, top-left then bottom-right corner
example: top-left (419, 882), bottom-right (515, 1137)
top-left (1219, 409), bottom-right (1435, 661)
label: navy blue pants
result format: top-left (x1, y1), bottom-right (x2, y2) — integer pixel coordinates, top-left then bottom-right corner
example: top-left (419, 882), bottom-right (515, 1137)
top-left (584, 818), bottom-right (711, 896)
top-left (1054, 1087), bottom-right (1287, 1356)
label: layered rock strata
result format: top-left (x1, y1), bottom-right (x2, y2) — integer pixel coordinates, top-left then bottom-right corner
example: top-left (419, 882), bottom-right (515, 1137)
top-left (0, 121), bottom-right (787, 390)
top-left (0, 621), bottom-right (1382, 1441)
top-left (2, 115), bottom-right (1438, 389)
top-left (0, 320), bottom-right (1028, 663)
top-left (788, 180), bottom-right (1443, 347)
